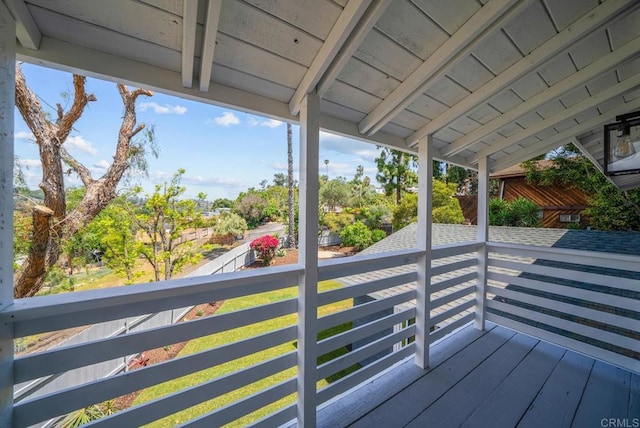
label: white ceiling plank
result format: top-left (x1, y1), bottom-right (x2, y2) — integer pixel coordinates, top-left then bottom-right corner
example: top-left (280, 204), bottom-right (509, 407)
top-left (357, 0), bottom-right (525, 136)
top-left (199, 0), bottom-right (222, 92)
top-left (17, 35), bottom-right (404, 154)
top-left (407, 0), bottom-right (639, 146)
top-left (288, 0), bottom-right (371, 116)
top-left (469, 71), bottom-right (640, 163)
top-left (181, 0), bottom-right (198, 88)
top-left (443, 34), bottom-right (640, 157)
top-left (488, 96), bottom-right (640, 172)
top-left (4, 0), bottom-right (41, 49)
top-left (317, 0), bottom-right (393, 97)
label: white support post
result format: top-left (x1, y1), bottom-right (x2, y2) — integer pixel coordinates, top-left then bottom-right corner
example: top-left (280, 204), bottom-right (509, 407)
top-left (415, 136), bottom-right (434, 369)
top-left (0, 4), bottom-right (15, 426)
top-left (297, 92), bottom-right (320, 427)
top-left (476, 156), bottom-right (489, 330)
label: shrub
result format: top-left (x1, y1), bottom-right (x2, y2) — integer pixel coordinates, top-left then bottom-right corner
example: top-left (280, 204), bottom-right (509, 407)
top-left (371, 229), bottom-right (387, 243)
top-left (250, 235), bottom-right (280, 266)
top-left (340, 221), bottom-right (372, 250)
top-left (213, 212), bottom-right (247, 237)
top-left (489, 197), bottom-right (541, 227)
top-left (321, 211), bottom-right (354, 234)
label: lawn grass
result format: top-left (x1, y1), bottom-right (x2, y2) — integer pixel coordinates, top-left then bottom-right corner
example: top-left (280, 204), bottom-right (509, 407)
top-left (134, 279), bottom-right (353, 427)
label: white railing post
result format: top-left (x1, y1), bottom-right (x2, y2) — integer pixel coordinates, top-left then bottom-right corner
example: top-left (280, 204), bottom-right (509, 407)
top-left (476, 156), bottom-right (489, 330)
top-left (0, 5), bottom-right (15, 426)
top-left (297, 92), bottom-right (320, 427)
top-left (415, 136), bottom-right (434, 369)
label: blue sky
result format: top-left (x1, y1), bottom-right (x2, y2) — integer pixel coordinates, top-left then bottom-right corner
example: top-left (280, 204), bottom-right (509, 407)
top-left (14, 63), bottom-right (383, 200)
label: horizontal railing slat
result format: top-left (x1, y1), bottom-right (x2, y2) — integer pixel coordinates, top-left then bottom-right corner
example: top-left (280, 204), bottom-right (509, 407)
top-left (488, 271), bottom-right (639, 312)
top-left (487, 300), bottom-right (640, 353)
top-left (486, 285), bottom-right (640, 333)
top-left (431, 241), bottom-right (483, 260)
top-left (316, 325), bottom-right (416, 381)
top-left (7, 265), bottom-right (302, 337)
top-left (15, 299), bottom-right (297, 382)
top-left (431, 258), bottom-right (477, 276)
top-left (430, 285), bottom-right (475, 310)
top-left (249, 403), bottom-right (296, 428)
top-left (316, 344), bottom-right (415, 405)
top-left (14, 328), bottom-right (297, 426)
top-left (318, 272), bottom-right (417, 306)
top-left (318, 289), bottom-right (416, 331)
top-left (318, 249), bottom-right (422, 281)
top-left (432, 272), bottom-right (477, 293)
top-left (84, 352), bottom-right (297, 428)
top-left (183, 378), bottom-right (297, 428)
top-left (317, 308), bottom-right (416, 356)
top-left (489, 258), bottom-right (640, 292)
top-left (429, 313), bottom-right (474, 342)
top-left (430, 299), bottom-right (475, 326)
top-left (487, 313), bottom-right (640, 373)
top-left (488, 242), bottom-right (640, 273)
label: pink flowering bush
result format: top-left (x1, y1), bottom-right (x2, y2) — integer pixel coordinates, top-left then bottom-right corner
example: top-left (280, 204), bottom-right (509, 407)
top-left (250, 235), bottom-right (280, 266)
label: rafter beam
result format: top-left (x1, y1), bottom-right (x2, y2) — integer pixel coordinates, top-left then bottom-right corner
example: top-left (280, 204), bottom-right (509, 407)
top-left (489, 96), bottom-right (640, 173)
top-left (3, 0), bottom-right (41, 49)
top-left (572, 136), bottom-right (605, 174)
top-left (407, 0), bottom-right (639, 147)
top-left (468, 71), bottom-right (640, 164)
top-left (181, 0), bottom-right (198, 88)
top-left (316, 0), bottom-right (393, 97)
top-left (443, 34), bottom-right (640, 158)
top-left (289, 0), bottom-right (371, 116)
top-left (358, 0), bottom-right (525, 136)
top-left (199, 0), bottom-right (222, 92)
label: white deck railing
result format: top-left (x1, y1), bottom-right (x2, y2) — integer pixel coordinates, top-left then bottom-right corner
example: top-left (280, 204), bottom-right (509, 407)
top-left (486, 242), bottom-right (640, 373)
top-left (3, 241), bottom-right (638, 426)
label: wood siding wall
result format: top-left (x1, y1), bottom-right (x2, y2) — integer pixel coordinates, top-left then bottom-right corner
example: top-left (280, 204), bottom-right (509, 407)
top-left (455, 177), bottom-right (589, 229)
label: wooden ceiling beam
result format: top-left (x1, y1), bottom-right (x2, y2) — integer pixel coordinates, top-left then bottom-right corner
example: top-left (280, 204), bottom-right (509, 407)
top-left (468, 71), bottom-right (640, 164)
top-left (407, 0), bottom-right (639, 148)
top-left (198, 0), bottom-right (222, 92)
top-left (181, 0), bottom-right (199, 88)
top-left (3, 0), bottom-right (41, 49)
top-left (489, 96), bottom-right (640, 173)
top-left (316, 0), bottom-right (393, 97)
top-left (358, 0), bottom-right (525, 136)
top-left (289, 0), bottom-right (371, 116)
top-left (444, 34), bottom-right (640, 158)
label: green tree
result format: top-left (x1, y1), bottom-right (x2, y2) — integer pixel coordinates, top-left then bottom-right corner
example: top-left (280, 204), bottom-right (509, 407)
top-left (212, 198), bottom-right (233, 210)
top-left (134, 169), bottom-right (209, 281)
top-left (349, 165), bottom-right (375, 207)
top-left (320, 177), bottom-right (350, 211)
top-left (375, 148), bottom-right (418, 204)
top-left (391, 180), bottom-right (464, 230)
top-left (522, 148), bottom-right (640, 230)
top-left (273, 172), bottom-right (287, 187)
top-left (234, 191), bottom-right (268, 228)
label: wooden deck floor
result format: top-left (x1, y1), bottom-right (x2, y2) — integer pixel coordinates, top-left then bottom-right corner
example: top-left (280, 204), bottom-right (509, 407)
top-left (317, 323), bottom-right (639, 428)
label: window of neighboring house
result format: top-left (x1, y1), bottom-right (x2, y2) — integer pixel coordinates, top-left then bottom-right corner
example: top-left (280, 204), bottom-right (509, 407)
top-left (559, 213), bottom-right (581, 223)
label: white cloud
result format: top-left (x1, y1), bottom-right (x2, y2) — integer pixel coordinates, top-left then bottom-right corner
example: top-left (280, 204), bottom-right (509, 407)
top-left (18, 158), bottom-right (42, 169)
top-left (320, 133), bottom-right (380, 163)
top-left (65, 135), bottom-right (98, 155)
top-left (15, 131), bottom-right (35, 140)
top-left (247, 116), bottom-right (284, 128)
top-left (93, 160), bottom-right (110, 170)
top-left (271, 162), bottom-right (299, 172)
top-left (139, 102), bottom-right (187, 115)
top-left (209, 111), bottom-right (240, 126)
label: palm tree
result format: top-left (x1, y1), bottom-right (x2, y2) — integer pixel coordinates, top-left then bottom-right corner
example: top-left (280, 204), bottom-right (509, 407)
top-left (286, 123), bottom-right (296, 248)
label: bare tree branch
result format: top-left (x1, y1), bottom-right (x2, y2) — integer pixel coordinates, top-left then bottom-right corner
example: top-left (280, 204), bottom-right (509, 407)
top-left (56, 75), bottom-right (96, 144)
top-left (60, 146), bottom-right (94, 187)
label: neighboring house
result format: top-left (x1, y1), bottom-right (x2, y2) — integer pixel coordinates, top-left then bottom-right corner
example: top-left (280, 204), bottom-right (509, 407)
top-left (345, 223), bottom-right (640, 364)
top-left (456, 160), bottom-right (590, 228)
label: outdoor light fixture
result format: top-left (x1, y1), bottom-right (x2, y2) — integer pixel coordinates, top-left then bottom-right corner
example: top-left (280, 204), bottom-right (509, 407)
top-left (604, 110), bottom-right (640, 176)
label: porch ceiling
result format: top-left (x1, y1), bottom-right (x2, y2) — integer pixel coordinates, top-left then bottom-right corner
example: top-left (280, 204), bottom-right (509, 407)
top-left (5, 0), bottom-right (640, 188)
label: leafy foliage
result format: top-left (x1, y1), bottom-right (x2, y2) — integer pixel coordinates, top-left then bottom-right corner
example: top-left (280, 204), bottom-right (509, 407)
top-left (320, 177), bottom-right (350, 211)
top-left (391, 180), bottom-right (464, 230)
top-left (340, 221), bottom-right (372, 250)
top-left (212, 212), bottom-right (247, 239)
top-left (371, 229), bottom-right (387, 243)
top-left (375, 148), bottom-right (418, 204)
top-left (234, 192), bottom-right (268, 228)
top-left (522, 149), bottom-right (640, 231)
top-left (250, 235), bottom-right (280, 266)
top-left (321, 212), bottom-right (355, 234)
top-left (489, 197), bottom-right (541, 227)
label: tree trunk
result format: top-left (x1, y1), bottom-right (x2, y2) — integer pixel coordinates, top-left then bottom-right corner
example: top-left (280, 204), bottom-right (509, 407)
top-left (13, 206), bottom-right (54, 298)
top-left (13, 64), bottom-right (153, 297)
top-left (286, 123), bottom-right (295, 248)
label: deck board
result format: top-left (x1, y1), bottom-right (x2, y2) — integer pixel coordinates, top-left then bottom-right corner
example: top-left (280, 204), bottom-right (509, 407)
top-left (315, 322), bottom-right (636, 428)
top-left (460, 341), bottom-right (565, 428)
top-left (572, 361), bottom-right (632, 427)
top-left (517, 351), bottom-right (594, 428)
